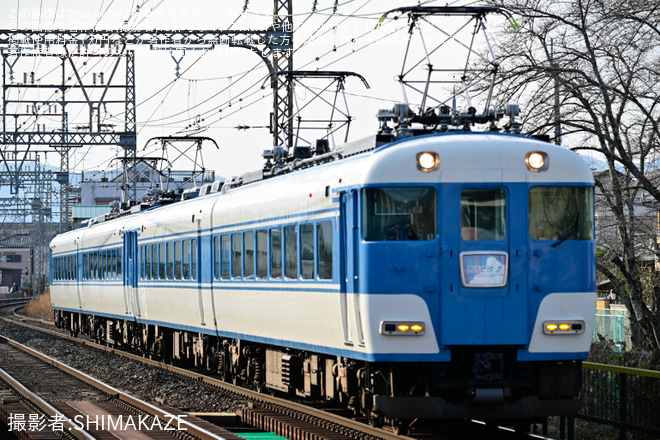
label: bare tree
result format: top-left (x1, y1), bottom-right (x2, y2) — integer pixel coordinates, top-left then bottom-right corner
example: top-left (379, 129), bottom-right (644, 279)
top-left (488, 0), bottom-right (660, 350)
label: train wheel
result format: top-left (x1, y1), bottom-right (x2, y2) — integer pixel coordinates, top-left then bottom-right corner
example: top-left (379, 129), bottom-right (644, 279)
top-left (391, 419), bottom-right (410, 436)
top-left (368, 412), bottom-right (383, 428)
top-left (513, 420), bottom-right (531, 434)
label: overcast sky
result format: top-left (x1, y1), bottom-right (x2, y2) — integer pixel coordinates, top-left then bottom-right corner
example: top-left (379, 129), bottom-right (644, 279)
top-left (1, 0), bottom-right (500, 178)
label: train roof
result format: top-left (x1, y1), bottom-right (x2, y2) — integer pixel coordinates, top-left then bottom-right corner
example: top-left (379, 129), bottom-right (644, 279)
top-left (52, 130), bottom-right (593, 247)
top-left (366, 132), bottom-right (594, 185)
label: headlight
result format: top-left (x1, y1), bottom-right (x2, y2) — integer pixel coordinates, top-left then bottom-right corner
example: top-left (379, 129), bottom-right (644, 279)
top-left (543, 320), bottom-right (584, 334)
top-left (417, 151), bottom-right (440, 172)
top-left (526, 151), bottom-right (548, 172)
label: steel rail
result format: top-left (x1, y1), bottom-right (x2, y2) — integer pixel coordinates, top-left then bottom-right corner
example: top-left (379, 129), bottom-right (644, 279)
top-left (0, 361), bottom-right (96, 440)
top-left (0, 313), bottom-right (409, 440)
top-left (0, 333), bottom-right (230, 440)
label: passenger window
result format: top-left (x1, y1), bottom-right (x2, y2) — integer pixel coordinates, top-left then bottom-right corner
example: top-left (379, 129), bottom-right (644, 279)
top-left (244, 232), bottom-right (255, 279)
top-left (256, 230), bottom-right (268, 279)
top-left (363, 187), bottom-right (437, 241)
top-left (461, 188), bottom-right (506, 241)
top-left (145, 246), bottom-right (152, 280)
top-left (270, 228), bottom-right (282, 280)
top-left (232, 233), bottom-right (242, 278)
top-left (301, 224), bottom-right (314, 280)
top-left (214, 236), bottom-right (220, 280)
top-left (174, 241), bottom-right (182, 280)
top-left (529, 187), bottom-right (594, 241)
top-left (183, 240), bottom-right (191, 279)
top-left (221, 235), bottom-right (230, 280)
top-left (191, 240), bottom-right (197, 280)
top-left (318, 221), bottom-right (333, 280)
top-left (285, 225), bottom-right (298, 279)
top-left (159, 244), bottom-right (166, 279)
top-left (152, 244), bottom-right (157, 280)
top-left (167, 242), bottom-right (174, 279)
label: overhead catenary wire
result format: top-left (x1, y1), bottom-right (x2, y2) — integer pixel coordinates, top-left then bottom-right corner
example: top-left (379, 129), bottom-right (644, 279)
top-left (111, 0), bottom-right (383, 128)
top-left (30, 0), bottom-right (455, 172)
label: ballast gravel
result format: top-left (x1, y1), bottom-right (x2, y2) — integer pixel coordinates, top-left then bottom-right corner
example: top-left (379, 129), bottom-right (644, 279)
top-left (0, 321), bottom-right (247, 413)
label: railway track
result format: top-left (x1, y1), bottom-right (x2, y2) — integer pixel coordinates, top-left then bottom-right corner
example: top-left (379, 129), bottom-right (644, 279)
top-left (0, 302), bottom-right (410, 440)
top-left (0, 332), bottom-right (247, 440)
top-left (1, 301), bottom-right (557, 440)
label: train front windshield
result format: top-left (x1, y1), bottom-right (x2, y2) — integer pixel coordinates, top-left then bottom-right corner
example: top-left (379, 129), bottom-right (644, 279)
top-left (529, 187), bottom-right (594, 242)
top-left (461, 189), bottom-right (506, 241)
top-left (361, 185), bottom-right (593, 244)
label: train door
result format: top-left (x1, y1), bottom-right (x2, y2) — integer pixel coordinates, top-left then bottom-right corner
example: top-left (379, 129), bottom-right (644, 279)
top-left (122, 230), bottom-right (140, 317)
top-left (440, 186), bottom-right (527, 346)
top-left (195, 229), bottom-right (209, 327)
top-left (339, 189), bottom-right (365, 347)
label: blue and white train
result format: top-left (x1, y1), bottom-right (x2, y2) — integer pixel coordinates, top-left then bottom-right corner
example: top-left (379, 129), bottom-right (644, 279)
top-left (50, 124), bottom-right (596, 426)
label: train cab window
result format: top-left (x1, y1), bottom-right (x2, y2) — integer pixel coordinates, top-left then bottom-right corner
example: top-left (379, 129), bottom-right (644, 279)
top-left (301, 224), bottom-right (315, 280)
top-left (244, 232), bottom-right (255, 279)
top-left (529, 187), bottom-right (594, 241)
top-left (461, 188), bottom-right (506, 241)
top-left (362, 187), bottom-right (437, 241)
top-left (270, 228), bottom-right (282, 280)
top-left (256, 230), bottom-right (268, 279)
top-left (285, 225), bottom-right (298, 279)
top-left (318, 221), bottom-right (333, 280)
top-left (232, 233), bottom-right (242, 278)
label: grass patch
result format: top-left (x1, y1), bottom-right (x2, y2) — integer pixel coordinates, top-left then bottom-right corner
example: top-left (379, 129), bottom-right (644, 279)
top-left (24, 288), bottom-right (54, 321)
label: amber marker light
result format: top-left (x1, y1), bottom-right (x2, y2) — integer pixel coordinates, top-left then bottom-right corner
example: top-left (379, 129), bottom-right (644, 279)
top-left (525, 151), bottom-right (549, 172)
top-left (380, 321), bottom-right (425, 336)
top-left (543, 320), bottom-right (585, 335)
top-left (417, 151), bottom-right (440, 172)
